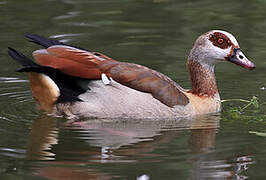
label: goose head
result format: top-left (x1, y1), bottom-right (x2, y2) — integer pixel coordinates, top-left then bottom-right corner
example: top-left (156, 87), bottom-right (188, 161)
top-left (188, 30), bottom-right (255, 70)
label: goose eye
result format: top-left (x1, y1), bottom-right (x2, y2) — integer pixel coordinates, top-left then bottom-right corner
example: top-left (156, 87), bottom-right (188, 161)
top-left (209, 32), bottom-right (232, 49)
top-left (217, 38), bottom-right (224, 44)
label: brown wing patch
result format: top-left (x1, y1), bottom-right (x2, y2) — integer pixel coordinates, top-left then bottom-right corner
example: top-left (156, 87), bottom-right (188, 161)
top-left (32, 46), bottom-right (117, 79)
top-left (33, 51), bottom-right (102, 79)
top-left (47, 46), bottom-right (114, 65)
top-left (99, 62), bottom-right (189, 107)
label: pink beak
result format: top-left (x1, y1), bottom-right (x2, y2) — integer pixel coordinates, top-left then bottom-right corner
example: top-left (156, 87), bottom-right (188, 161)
top-left (228, 48), bottom-right (255, 70)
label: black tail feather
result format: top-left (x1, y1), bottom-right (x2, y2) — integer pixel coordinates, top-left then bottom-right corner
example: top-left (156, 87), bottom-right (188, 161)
top-left (8, 47), bottom-right (55, 74)
top-left (8, 47), bottom-right (38, 68)
top-left (25, 34), bottom-right (63, 48)
top-left (25, 34), bottom-right (90, 51)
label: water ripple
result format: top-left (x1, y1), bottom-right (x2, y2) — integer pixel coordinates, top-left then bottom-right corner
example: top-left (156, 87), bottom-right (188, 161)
top-left (0, 148), bottom-right (26, 159)
top-left (0, 77), bottom-right (28, 83)
top-left (49, 33), bottom-right (83, 43)
top-left (49, 33), bottom-right (81, 39)
top-left (59, 22), bottom-right (99, 27)
top-left (60, 0), bottom-right (77, 5)
top-left (54, 11), bottom-right (80, 20)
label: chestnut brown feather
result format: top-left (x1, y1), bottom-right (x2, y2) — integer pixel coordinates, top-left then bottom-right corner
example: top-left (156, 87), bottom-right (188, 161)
top-left (33, 52), bottom-right (102, 79)
top-left (99, 62), bottom-right (189, 107)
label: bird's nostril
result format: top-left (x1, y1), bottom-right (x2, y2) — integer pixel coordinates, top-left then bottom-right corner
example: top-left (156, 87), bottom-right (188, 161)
top-left (239, 55), bottom-right (244, 59)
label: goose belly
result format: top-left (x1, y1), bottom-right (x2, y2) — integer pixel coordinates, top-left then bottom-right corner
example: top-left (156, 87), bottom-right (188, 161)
top-left (59, 80), bottom-right (191, 119)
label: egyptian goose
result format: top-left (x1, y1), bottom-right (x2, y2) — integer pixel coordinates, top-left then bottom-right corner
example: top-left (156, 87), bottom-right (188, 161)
top-left (8, 30), bottom-right (255, 119)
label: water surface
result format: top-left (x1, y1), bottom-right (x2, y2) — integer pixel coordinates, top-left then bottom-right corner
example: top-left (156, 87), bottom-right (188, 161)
top-left (0, 0), bottom-right (265, 179)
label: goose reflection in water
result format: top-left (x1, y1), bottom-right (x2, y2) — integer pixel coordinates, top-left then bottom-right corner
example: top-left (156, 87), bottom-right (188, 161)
top-left (24, 115), bottom-right (254, 179)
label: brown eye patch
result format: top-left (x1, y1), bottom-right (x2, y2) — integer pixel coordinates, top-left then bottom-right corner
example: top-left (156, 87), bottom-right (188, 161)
top-left (209, 32), bottom-right (232, 49)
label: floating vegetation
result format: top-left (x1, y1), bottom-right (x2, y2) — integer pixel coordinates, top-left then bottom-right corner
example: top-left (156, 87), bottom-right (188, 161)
top-left (222, 96), bottom-right (259, 112)
top-left (221, 96), bottom-right (266, 126)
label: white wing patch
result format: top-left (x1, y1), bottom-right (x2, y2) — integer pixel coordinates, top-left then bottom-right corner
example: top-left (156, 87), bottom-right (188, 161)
top-left (101, 73), bottom-right (111, 85)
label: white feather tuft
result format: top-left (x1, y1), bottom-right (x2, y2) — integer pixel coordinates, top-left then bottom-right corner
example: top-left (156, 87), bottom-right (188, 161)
top-left (101, 73), bottom-right (111, 85)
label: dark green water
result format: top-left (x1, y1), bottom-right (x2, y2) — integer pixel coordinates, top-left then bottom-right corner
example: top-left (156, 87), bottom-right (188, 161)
top-left (0, 0), bottom-right (265, 179)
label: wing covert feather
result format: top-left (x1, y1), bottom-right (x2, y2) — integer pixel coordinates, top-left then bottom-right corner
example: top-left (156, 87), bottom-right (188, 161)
top-left (100, 62), bottom-right (189, 107)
